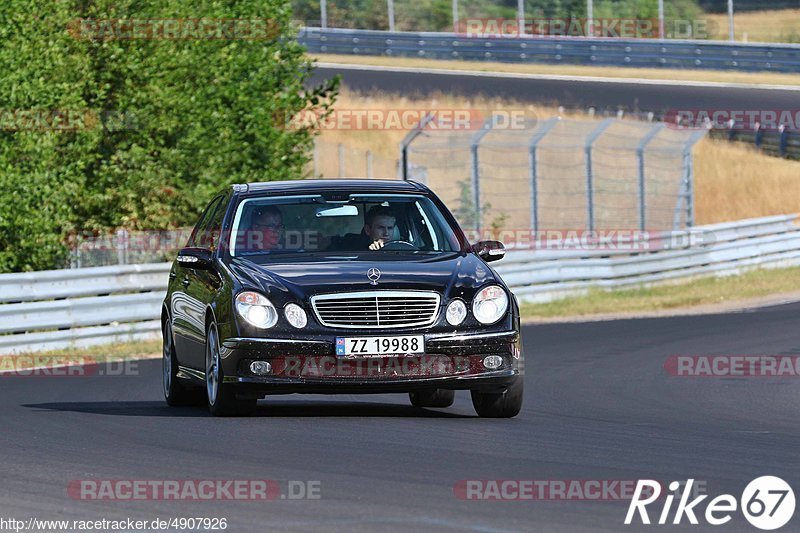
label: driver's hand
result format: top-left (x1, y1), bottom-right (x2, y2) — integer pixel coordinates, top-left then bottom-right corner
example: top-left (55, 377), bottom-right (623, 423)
top-left (369, 239), bottom-right (385, 250)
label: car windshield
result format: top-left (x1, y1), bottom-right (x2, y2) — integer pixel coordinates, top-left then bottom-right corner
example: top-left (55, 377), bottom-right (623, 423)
top-left (228, 193), bottom-right (463, 257)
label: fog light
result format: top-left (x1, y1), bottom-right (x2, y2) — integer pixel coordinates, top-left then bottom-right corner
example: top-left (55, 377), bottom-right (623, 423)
top-left (483, 355), bottom-right (503, 370)
top-left (284, 303), bottom-right (308, 329)
top-left (250, 361), bottom-right (272, 376)
top-left (446, 299), bottom-right (467, 326)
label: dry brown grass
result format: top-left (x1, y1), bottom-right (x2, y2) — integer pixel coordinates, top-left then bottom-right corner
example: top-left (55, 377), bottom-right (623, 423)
top-left (316, 89), bottom-right (800, 224)
top-left (694, 137), bottom-right (800, 224)
top-left (706, 9), bottom-right (800, 43)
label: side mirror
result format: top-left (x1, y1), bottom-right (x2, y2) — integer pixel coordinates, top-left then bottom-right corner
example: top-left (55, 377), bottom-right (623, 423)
top-left (177, 247), bottom-right (213, 269)
top-left (473, 240), bottom-right (506, 263)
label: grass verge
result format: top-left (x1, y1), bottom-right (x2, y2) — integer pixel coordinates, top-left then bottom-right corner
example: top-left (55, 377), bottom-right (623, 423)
top-left (312, 53), bottom-right (800, 87)
top-left (1, 338), bottom-right (161, 371)
top-left (519, 266), bottom-right (800, 320)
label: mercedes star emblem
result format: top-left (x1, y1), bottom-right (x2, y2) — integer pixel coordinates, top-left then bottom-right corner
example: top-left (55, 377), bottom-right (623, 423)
top-left (367, 267), bottom-right (381, 285)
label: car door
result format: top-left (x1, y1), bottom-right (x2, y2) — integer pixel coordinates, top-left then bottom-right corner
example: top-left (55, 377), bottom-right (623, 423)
top-left (171, 195), bottom-right (224, 369)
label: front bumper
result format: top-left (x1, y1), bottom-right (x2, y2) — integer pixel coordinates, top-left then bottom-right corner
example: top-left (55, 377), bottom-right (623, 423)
top-left (217, 330), bottom-right (523, 395)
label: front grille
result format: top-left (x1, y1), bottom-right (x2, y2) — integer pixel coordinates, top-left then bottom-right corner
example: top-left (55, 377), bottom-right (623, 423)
top-left (311, 291), bottom-right (441, 329)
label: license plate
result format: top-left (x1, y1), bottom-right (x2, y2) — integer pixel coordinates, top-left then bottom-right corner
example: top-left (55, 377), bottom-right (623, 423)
top-left (336, 335), bottom-right (425, 357)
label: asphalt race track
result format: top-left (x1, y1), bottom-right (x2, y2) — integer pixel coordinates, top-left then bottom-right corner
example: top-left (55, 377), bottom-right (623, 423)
top-left (2, 303), bottom-right (798, 532)
top-left (310, 65), bottom-right (800, 115)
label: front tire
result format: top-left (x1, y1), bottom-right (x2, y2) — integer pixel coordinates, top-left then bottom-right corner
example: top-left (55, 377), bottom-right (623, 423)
top-left (206, 323), bottom-right (256, 417)
top-left (471, 378), bottom-right (523, 418)
top-left (409, 389), bottom-right (455, 408)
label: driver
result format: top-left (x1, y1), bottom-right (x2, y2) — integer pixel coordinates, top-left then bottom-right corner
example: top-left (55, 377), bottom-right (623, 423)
top-left (248, 205), bottom-right (284, 251)
top-left (333, 205), bottom-right (396, 251)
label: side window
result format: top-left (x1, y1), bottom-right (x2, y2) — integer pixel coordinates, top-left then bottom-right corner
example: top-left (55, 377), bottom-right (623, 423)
top-left (205, 195), bottom-right (228, 252)
top-left (187, 196), bottom-right (223, 249)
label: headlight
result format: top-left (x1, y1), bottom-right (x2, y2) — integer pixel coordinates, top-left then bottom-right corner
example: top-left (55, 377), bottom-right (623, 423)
top-left (446, 299), bottom-right (467, 326)
top-left (284, 303), bottom-right (308, 329)
top-left (472, 285), bottom-right (509, 325)
top-left (236, 291), bottom-right (278, 329)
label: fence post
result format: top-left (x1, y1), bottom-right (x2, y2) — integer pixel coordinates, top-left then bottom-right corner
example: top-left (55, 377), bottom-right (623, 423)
top-left (682, 129), bottom-right (709, 228)
top-left (636, 123), bottom-right (666, 232)
top-left (470, 117), bottom-right (495, 233)
top-left (584, 118), bottom-right (614, 232)
top-left (527, 118), bottom-right (560, 235)
top-left (399, 113), bottom-right (435, 180)
top-left (338, 143), bottom-right (345, 177)
top-left (116, 229), bottom-right (128, 265)
top-left (387, 0), bottom-right (395, 32)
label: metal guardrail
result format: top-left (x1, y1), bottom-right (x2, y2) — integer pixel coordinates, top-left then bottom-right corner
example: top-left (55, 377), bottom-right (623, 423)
top-left (708, 128), bottom-right (800, 160)
top-left (1, 214), bottom-right (799, 353)
top-left (0, 263), bottom-right (170, 354)
top-left (299, 27), bottom-right (800, 73)
top-left (496, 214), bottom-right (800, 302)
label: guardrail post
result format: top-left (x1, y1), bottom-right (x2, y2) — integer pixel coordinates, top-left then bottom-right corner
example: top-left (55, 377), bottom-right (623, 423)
top-left (727, 118), bottom-right (736, 141)
top-left (637, 123), bottom-right (666, 231)
top-left (779, 125), bottom-right (788, 157)
top-left (528, 118), bottom-right (560, 235)
top-left (470, 117), bottom-right (495, 233)
top-left (399, 113), bottom-right (435, 180)
top-left (584, 118), bottom-right (614, 232)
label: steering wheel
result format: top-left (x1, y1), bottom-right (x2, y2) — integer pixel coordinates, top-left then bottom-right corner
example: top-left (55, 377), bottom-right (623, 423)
top-left (380, 239), bottom-right (419, 251)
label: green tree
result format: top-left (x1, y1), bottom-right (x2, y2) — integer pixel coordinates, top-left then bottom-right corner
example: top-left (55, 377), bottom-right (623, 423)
top-left (0, 0), bottom-right (338, 272)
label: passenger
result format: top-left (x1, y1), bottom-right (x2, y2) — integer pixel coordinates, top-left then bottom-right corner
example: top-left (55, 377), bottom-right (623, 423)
top-left (249, 205), bottom-right (284, 251)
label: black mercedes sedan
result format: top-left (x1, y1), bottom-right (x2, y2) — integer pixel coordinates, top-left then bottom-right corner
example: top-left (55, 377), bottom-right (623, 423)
top-left (161, 179), bottom-right (523, 417)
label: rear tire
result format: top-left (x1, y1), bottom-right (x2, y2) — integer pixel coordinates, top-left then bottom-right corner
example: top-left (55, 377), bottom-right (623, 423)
top-left (163, 320), bottom-right (201, 406)
top-left (409, 388), bottom-right (455, 408)
top-left (206, 323), bottom-right (257, 417)
top-left (471, 378), bottom-right (523, 418)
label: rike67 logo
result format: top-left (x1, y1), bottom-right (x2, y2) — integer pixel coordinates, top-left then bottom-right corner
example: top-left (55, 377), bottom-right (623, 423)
top-left (625, 477), bottom-right (795, 530)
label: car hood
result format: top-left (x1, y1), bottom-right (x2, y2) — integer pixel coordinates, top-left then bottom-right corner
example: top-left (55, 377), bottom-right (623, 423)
top-left (227, 253), bottom-right (500, 304)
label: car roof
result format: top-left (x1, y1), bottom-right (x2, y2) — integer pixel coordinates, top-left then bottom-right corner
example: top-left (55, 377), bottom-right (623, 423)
top-left (234, 179), bottom-right (427, 196)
